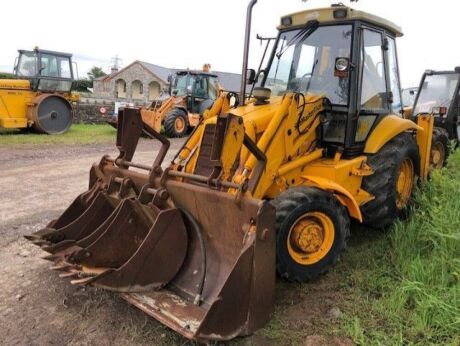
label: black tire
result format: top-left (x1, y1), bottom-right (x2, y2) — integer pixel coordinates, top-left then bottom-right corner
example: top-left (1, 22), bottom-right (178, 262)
top-left (271, 187), bottom-right (350, 282)
top-left (430, 127), bottom-right (449, 169)
top-left (361, 132), bottom-right (420, 228)
top-left (164, 108), bottom-right (189, 138)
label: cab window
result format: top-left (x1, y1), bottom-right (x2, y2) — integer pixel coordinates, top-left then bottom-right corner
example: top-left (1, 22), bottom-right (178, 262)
top-left (387, 37), bottom-right (402, 113)
top-left (360, 29), bottom-right (387, 111)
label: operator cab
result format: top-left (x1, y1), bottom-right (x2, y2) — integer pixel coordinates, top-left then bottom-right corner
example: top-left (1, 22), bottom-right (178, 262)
top-left (261, 6), bottom-right (403, 156)
top-left (14, 48), bottom-right (75, 93)
top-left (173, 71), bottom-right (220, 113)
top-left (413, 69), bottom-right (460, 141)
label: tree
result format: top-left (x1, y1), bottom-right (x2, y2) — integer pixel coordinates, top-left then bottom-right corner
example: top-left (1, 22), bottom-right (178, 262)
top-left (87, 66), bottom-right (106, 80)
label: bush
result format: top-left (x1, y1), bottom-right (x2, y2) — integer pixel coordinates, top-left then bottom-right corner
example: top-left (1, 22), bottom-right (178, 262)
top-left (0, 72), bottom-right (15, 79)
top-left (72, 79), bottom-right (93, 92)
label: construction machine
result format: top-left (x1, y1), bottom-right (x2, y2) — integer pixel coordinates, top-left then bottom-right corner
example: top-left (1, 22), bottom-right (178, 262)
top-left (0, 47), bottom-right (78, 134)
top-left (410, 69), bottom-right (460, 168)
top-left (25, 2), bottom-right (434, 342)
top-left (108, 68), bottom-right (222, 138)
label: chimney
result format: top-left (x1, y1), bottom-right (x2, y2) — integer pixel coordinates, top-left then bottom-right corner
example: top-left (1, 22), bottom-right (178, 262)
top-left (203, 63), bottom-right (211, 72)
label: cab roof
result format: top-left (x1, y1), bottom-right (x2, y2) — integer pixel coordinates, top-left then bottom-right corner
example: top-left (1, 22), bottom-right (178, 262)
top-left (176, 70), bottom-right (218, 78)
top-left (18, 48), bottom-right (73, 58)
top-left (278, 6), bottom-right (403, 37)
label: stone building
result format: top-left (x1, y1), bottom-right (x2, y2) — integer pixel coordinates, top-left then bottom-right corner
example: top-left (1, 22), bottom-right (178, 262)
top-left (93, 61), bottom-right (241, 105)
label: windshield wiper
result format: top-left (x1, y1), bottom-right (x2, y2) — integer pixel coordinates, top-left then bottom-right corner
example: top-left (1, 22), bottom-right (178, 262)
top-left (276, 20), bottom-right (319, 59)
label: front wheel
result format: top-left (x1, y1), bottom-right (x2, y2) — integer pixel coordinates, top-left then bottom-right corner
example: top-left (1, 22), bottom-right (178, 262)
top-left (430, 127), bottom-right (449, 169)
top-left (271, 187), bottom-right (350, 282)
top-left (164, 108), bottom-right (189, 138)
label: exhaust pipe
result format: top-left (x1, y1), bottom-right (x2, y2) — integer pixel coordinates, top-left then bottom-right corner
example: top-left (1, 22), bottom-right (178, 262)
top-left (240, 0), bottom-right (258, 104)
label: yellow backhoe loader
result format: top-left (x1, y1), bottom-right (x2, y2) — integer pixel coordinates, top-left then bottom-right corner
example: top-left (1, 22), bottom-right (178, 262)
top-left (25, 2), bottom-right (433, 342)
top-left (0, 47), bottom-right (78, 134)
top-left (108, 68), bottom-right (223, 138)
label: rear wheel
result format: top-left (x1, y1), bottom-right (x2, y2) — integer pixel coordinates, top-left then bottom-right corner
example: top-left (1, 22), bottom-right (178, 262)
top-left (271, 187), bottom-right (350, 282)
top-left (430, 127), bottom-right (449, 169)
top-left (361, 132), bottom-right (420, 228)
top-left (164, 108), bottom-right (189, 138)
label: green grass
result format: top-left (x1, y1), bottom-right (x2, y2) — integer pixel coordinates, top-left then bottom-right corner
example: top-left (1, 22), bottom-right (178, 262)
top-left (244, 150), bottom-right (460, 346)
top-left (0, 124), bottom-right (116, 146)
top-left (339, 150), bottom-right (460, 345)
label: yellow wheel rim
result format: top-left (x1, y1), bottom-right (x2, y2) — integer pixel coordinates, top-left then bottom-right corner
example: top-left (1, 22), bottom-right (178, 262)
top-left (287, 212), bottom-right (335, 265)
top-left (174, 117), bottom-right (185, 132)
top-left (396, 158), bottom-right (414, 210)
top-left (430, 142), bottom-right (445, 169)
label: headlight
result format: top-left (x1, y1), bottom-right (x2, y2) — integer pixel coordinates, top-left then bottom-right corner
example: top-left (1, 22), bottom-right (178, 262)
top-left (335, 57), bottom-right (349, 72)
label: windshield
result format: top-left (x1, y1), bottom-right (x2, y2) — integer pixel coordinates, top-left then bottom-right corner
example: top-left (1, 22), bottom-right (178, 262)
top-left (413, 73), bottom-right (460, 114)
top-left (402, 88), bottom-right (417, 107)
top-left (16, 52), bottom-right (37, 77)
top-left (265, 25), bottom-right (352, 105)
top-left (175, 74), bottom-right (189, 96)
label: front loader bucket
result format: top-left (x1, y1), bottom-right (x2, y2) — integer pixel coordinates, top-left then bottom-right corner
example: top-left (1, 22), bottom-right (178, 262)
top-left (120, 180), bottom-right (276, 342)
top-left (54, 196), bottom-right (189, 292)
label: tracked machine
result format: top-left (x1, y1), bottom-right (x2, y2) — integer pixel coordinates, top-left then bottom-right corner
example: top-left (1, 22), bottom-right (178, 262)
top-left (26, 2), bottom-right (434, 342)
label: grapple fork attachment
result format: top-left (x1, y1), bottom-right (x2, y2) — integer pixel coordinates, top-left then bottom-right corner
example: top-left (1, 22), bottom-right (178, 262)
top-left (51, 186), bottom-right (188, 292)
top-left (25, 107), bottom-right (146, 249)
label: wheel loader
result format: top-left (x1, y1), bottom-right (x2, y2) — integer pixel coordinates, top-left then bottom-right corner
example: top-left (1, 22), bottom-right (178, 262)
top-left (25, 2), bottom-right (434, 342)
top-left (108, 68), bottom-right (222, 138)
top-left (409, 68), bottom-right (460, 168)
top-left (0, 47), bottom-right (79, 134)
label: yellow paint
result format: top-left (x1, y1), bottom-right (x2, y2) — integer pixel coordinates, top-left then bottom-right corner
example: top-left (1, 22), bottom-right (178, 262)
top-left (395, 158), bottom-right (414, 210)
top-left (219, 115), bottom-right (245, 181)
top-left (364, 115), bottom-right (421, 154)
top-left (416, 114), bottom-right (434, 180)
top-left (300, 174), bottom-right (363, 222)
top-left (287, 211), bottom-right (335, 265)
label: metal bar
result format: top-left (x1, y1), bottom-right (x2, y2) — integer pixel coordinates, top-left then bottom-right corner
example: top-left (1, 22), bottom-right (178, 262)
top-left (116, 159), bottom-right (152, 171)
top-left (167, 170), bottom-right (240, 190)
top-left (240, 0), bottom-right (258, 104)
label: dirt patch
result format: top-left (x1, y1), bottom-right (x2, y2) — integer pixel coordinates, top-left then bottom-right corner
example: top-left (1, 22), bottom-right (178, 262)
top-left (0, 140), bottom-right (355, 345)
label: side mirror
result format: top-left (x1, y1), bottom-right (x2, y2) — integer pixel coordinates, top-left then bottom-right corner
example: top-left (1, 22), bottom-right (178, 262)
top-left (255, 69), bottom-right (266, 85)
top-left (246, 69), bottom-right (256, 85)
top-left (172, 89), bottom-right (178, 96)
top-left (167, 74), bottom-right (173, 83)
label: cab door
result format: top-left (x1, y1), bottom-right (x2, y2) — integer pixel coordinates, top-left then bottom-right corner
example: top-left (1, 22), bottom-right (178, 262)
top-left (355, 27), bottom-right (390, 145)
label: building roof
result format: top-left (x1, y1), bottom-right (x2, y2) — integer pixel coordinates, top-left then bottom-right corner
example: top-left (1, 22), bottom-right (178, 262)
top-left (100, 60), bottom-right (241, 93)
top-left (138, 61), bottom-right (174, 83)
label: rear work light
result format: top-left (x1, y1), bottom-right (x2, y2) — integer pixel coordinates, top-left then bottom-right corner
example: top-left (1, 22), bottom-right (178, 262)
top-left (333, 9), bottom-right (348, 19)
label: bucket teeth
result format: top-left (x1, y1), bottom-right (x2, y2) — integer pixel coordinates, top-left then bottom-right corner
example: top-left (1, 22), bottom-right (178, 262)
top-left (59, 272), bottom-right (80, 279)
top-left (31, 240), bottom-right (51, 247)
top-left (41, 254), bottom-right (61, 262)
top-left (50, 263), bottom-right (76, 271)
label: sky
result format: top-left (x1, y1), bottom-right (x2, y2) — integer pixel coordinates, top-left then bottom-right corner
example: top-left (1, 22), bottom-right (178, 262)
top-left (0, 0), bottom-right (458, 87)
